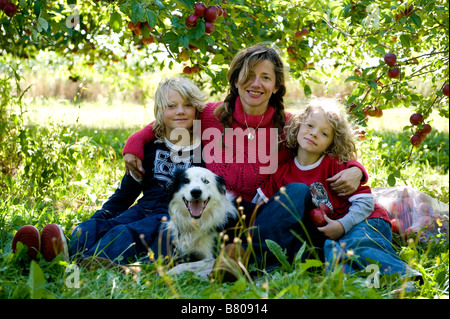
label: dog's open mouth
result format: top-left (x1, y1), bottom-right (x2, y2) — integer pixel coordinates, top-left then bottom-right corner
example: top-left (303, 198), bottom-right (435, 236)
top-left (183, 197), bottom-right (210, 219)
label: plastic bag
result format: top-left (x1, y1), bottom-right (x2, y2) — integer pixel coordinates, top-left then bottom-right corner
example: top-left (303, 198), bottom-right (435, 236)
top-left (372, 186), bottom-right (449, 242)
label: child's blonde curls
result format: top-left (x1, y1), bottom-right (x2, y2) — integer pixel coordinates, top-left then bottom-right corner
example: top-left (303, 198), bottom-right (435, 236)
top-left (285, 97), bottom-right (358, 163)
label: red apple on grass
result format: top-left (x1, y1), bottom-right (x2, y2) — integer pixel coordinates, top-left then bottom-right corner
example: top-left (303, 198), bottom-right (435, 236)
top-left (390, 218), bottom-right (404, 234)
top-left (310, 208), bottom-right (327, 227)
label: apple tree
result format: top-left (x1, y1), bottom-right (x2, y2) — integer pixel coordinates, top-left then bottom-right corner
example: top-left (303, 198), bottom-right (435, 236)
top-left (1, 0), bottom-right (449, 185)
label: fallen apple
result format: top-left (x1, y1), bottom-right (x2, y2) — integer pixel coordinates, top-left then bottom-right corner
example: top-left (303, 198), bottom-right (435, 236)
top-left (390, 218), bottom-right (404, 234)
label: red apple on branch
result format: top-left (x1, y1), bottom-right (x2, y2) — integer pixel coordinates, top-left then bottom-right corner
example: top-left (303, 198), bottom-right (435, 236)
top-left (410, 113), bottom-right (424, 125)
top-left (205, 5), bottom-right (219, 22)
top-left (387, 67), bottom-right (400, 79)
top-left (205, 21), bottom-right (215, 34)
top-left (443, 84), bottom-right (449, 97)
top-left (185, 14), bottom-right (198, 29)
top-left (410, 134), bottom-right (423, 146)
top-left (384, 53), bottom-right (397, 66)
top-left (2, 2), bottom-right (17, 17)
top-left (194, 2), bottom-right (206, 17)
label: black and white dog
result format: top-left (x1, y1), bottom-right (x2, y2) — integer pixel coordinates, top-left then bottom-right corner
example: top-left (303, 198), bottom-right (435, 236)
top-left (166, 167), bottom-right (237, 261)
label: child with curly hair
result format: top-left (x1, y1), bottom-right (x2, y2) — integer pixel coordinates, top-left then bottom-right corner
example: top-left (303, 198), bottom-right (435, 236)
top-left (255, 98), bottom-right (421, 280)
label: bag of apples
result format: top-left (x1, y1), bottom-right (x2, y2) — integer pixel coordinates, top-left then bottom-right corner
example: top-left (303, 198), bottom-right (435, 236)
top-left (372, 186), bottom-right (448, 242)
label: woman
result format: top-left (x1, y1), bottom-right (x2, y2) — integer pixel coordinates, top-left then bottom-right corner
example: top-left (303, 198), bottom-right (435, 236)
top-left (122, 44), bottom-right (365, 271)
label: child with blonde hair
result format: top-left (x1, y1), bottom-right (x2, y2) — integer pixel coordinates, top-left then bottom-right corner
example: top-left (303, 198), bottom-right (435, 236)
top-left (13, 77), bottom-right (206, 264)
top-left (255, 98), bottom-right (421, 279)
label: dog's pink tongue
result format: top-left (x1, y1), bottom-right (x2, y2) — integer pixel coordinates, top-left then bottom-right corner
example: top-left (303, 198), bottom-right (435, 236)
top-left (188, 200), bottom-right (203, 217)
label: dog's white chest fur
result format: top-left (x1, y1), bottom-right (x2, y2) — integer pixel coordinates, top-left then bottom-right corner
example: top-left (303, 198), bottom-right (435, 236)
top-left (166, 167), bottom-right (237, 260)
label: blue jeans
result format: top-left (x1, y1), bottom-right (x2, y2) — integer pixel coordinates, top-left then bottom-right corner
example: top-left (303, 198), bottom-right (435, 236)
top-left (324, 218), bottom-right (421, 278)
top-left (244, 183), bottom-right (319, 271)
top-left (69, 205), bottom-right (171, 264)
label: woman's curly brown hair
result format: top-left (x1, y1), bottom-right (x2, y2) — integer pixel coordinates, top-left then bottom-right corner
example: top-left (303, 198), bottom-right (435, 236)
top-left (285, 98), bottom-right (358, 163)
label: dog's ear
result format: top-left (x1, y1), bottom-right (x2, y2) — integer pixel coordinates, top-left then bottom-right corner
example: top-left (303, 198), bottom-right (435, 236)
top-left (167, 167), bottom-right (186, 199)
top-left (215, 174), bottom-right (227, 195)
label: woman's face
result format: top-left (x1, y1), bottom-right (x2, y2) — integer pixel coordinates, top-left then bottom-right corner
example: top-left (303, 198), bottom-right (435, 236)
top-left (235, 59), bottom-right (279, 115)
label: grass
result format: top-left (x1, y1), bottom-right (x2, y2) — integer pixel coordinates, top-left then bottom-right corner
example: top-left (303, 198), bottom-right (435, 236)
top-left (0, 98), bottom-right (448, 301)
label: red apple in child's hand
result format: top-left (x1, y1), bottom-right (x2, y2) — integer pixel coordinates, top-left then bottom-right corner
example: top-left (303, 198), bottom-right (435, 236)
top-left (310, 208), bottom-right (327, 227)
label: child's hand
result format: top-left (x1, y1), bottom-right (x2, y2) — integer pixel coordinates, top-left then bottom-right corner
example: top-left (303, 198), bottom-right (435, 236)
top-left (317, 215), bottom-right (345, 240)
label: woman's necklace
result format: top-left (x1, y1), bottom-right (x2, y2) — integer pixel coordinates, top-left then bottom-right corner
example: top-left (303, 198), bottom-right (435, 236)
top-left (244, 113), bottom-right (264, 140)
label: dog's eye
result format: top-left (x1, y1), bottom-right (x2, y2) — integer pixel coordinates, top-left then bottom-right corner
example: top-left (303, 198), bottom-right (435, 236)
top-left (202, 178), bottom-right (209, 184)
top-left (183, 178), bottom-right (190, 184)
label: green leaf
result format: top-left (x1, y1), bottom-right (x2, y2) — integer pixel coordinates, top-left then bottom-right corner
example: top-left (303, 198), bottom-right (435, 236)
top-left (387, 173), bottom-right (396, 186)
top-left (367, 37), bottom-right (379, 45)
top-left (368, 80), bottom-right (378, 90)
top-left (28, 260), bottom-right (46, 299)
top-left (179, 34), bottom-right (189, 48)
top-left (304, 84), bottom-right (312, 97)
top-left (37, 17), bottom-right (48, 32)
top-left (109, 12), bottom-right (122, 33)
top-left (211, 54), bottom-right (224, 64)
top-left (162, 31), bottom-right (179, 43)
top-left (294, 242), bottom-right (307, 266)
top-left (298, 259), bottom-right (323, 272)
top-left (374, 45), bottom-right (385, 55)
top-left (190, 21), bottom-right (205, 39)
top-left (409, 14), bottom-right (422, 28)
top-left (400, 34), bottom-right (410, 47)
top-left (266, 239), bottom-right (291, 271)
top-left (131, 2), bottom-right (146, 23)
top-left (345, 76), bottom-right (363, 83)
top-left (146, 10), bottom-right (157, 28)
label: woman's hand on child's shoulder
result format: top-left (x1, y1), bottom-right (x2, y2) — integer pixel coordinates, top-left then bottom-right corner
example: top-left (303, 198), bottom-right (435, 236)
top-left (124, 153), bottom-right (145, 179)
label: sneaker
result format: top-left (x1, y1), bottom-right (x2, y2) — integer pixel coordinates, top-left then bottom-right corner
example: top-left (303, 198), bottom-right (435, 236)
top-left (40, 224), bottom-right (69, 262)
top-left (12, 225), bottom-right (41, 259)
